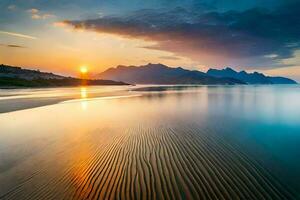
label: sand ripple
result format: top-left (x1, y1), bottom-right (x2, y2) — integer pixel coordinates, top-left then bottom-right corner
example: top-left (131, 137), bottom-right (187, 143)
top-left (0, 123), bottom-right (296, 200)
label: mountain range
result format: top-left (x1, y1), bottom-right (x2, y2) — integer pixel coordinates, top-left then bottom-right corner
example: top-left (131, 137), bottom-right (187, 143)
top-left (0, 64), bottom-right (128, 87)
top-left (1, 63), bottom-right (296, 88)
top-left (207, 67), bottom-right (296, 84)
top-left (98, 63), bottom-right (297, 85)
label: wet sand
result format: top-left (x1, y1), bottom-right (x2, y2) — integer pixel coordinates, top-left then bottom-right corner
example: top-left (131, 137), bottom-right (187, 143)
top-left (0, 86), bottom-right (133, 113)
top-left (0, 97), bottom-right (68, 113)
top-left (0, 123), bottom-right (296, 199)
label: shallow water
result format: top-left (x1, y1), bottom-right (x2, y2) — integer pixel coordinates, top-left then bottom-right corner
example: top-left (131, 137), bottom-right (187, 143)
top-left (0, 85), bottom-right (300, 199)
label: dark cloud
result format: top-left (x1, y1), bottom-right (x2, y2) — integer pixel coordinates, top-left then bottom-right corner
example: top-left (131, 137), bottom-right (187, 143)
top-left (0, 44), bottom-right (26, 48)
top-left (60, 1), bottom-right (300, 68)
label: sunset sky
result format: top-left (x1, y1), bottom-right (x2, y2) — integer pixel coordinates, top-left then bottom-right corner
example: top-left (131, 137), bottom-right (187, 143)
top-left (1, 0), bottom-right (300, 81)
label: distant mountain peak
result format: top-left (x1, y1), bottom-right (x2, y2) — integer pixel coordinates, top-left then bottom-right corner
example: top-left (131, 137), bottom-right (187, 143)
top-left (116, 65), bottom-right (126, 69)
top-left (207, 67), bottom-right (296, 84)
top-left (224, 67), bottom-right (236, 72)
top-left (145, 63), bottom-right (169, 69)
top-left (240, 70), bottom-right (247, 75)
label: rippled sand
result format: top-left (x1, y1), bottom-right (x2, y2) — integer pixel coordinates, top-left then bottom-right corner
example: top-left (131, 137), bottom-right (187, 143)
top-left (1, 86), bottom-right (299, 199)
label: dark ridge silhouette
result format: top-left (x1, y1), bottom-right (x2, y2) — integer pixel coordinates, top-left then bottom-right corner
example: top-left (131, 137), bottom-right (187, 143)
top-left (0, 64), bottom-right (129, 87)
top-left (98, 63), bottom-right (297, 85)
top-left (207, 67), bottom-right (297, 84)
top-left (98, 63), bottom-right (245, 85)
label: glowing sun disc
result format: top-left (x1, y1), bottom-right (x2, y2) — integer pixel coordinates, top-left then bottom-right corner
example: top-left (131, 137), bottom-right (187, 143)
top-left (80, 66), bottom-right (88, 74)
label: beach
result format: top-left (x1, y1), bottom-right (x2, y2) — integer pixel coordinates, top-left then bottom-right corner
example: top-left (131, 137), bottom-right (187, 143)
top-left (1, 85), bottom-right (300, 199)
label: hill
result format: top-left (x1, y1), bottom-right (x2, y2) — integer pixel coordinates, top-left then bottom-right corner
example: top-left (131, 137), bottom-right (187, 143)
top-left (98, 63), bottom-right (297, 85)
top-left (98, 63), bottom-right (245, 85)
top-left (207, 67), bottom-right (297, 84)
top-left (0, 64), bottom-right (128, 87)
top-left (0, 64), bottom-right (64, 80)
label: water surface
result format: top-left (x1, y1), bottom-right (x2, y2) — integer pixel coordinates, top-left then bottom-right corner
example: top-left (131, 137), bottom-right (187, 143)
top-left (0, 85), bottom-right (300, 199)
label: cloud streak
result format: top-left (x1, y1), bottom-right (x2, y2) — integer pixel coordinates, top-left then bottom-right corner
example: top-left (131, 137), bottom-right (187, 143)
top-left (0, 30), bottom-right (37, 40)
top-left (0, 44), bottom-right (26, 48)
top-left (7, 5), bottom-right (16, 10)
top-left (60, 1), bottom-right (300, 68)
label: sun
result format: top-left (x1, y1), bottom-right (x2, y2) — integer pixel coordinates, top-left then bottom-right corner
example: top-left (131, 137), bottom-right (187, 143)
top-left (80, 66), bottom-right (88, 74)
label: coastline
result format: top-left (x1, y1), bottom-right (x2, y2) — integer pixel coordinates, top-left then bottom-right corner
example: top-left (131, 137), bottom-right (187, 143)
top-left (0, 86), bottom-right (134, 114)
top-left (1, 84), bottom-right (299, 114)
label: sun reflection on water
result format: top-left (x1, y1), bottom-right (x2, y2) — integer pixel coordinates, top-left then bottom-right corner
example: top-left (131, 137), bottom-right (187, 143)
top-left (80, 87), bottom-right (88, 110)
top-left (80, 87), bottom-right (87, 99)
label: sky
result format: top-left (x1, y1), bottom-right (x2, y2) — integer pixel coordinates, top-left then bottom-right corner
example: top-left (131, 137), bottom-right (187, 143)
top-left (1, 0), bottom-right (300, 81)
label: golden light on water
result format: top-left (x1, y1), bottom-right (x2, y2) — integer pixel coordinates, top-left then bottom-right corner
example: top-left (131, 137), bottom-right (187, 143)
top-left (81, 101), bottom-right (88, 110)
top-left (80, 87), bottom-right (87, 99)
top-left (80, 87), bottom-right (88, 110)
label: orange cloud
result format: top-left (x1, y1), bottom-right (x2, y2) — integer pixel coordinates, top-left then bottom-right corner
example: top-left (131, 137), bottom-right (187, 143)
top-left (28, 8), bottom-right (39, 14)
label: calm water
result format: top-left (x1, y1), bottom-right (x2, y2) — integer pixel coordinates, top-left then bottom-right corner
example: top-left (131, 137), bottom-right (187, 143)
top-left (0, 85), bottom-right (300, 199)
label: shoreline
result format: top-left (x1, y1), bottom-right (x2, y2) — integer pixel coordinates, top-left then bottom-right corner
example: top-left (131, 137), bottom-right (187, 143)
top-left (1, 84), bottom-right (299, 114)
top-left (0, 86), bottom-right (135, 114)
